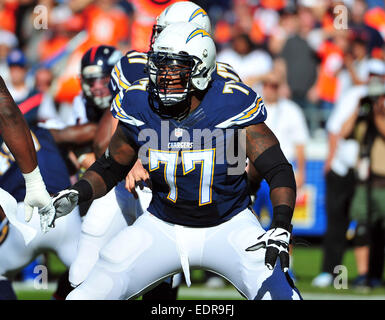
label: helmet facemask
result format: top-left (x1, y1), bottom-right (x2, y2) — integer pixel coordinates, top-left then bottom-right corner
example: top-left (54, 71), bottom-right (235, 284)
top-left (147, 51), bottom-right (200, 120)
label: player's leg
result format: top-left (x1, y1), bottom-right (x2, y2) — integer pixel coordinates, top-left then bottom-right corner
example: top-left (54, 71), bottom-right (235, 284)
top-left (66, 212), bottom-right (182, 300)
top-left (69, 188), bottom-right (127, 287)
top-left (133, 185), bottom-right (180, 300)
top-left (0, 202), bottom-right (36, 299)
top-left (0, 276), bottom-right (17, 300)
top-left (0, 203), bottom-right (36, 277)
top-left (201, 208), bottom-right (301, 300)
top-left (116, 182), bottom-right (179, 300)
top-left (0, 200), bottom-right (17, 300)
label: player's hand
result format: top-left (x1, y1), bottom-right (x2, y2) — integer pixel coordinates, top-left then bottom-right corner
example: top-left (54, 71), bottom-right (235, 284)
top-left (23, 167), bottom-right (56, 233)
top-left (125, 159), bottom-right (152, 199)
top-left (50, 189), bottom-right (79, 226)
top-left (246, 226), bottom-right (291, 272)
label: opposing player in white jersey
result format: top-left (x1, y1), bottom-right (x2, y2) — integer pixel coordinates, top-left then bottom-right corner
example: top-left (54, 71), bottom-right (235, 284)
top-left (71, 1), bottom-right (241, 299)
top-left (50, 22), bottom-right (302, 300)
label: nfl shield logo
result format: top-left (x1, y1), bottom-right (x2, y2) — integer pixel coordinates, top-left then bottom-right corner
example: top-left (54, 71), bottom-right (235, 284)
top-left (175, 128), bottom-right (183, 138)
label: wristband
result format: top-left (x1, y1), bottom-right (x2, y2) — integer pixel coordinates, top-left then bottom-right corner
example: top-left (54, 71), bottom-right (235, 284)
top-left (271, 205), bottom-right (293, 231)
top-left (72, 179), bottom-right (93, 203)
top-left (22, 167), bottom-right (45, 190)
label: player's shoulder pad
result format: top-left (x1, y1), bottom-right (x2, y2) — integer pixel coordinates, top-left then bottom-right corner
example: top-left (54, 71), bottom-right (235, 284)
top-left (110, 50), bottom-right (148, 92)
top-left (110, 78), bottom-right (149, 127)
top-left (211, 80), bottom-right (267, 128)
top-left (214, 61), bottom-right (242, 83)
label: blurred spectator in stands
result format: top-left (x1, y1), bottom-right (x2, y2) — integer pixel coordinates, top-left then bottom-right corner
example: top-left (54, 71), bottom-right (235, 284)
top-left (337, 35), bottom-right (371, 101)
top-left (217, 32), bottom-right (273, 91)
top-left (338, 66), bottom-right (385, 290)
top-left (6, 49), bottom-right (57, 125)
top-left (363, 5), bottom-right (385, 46)
top-left (315, 29), bottom-right (350, 129)
top-left (6, 48), bottom-right (30, 103)
top-left (312, 59), bottom-right (385, 288)
top-left (349, 0), bottom-right (384, 56)
top-left (81, 0), bottom-right (130, 50)
top-left (129, 0), bottom-right (182, 52)
top-left (33, 67), bottom-right (59, 123)
top-left (268, 7), bottom-right (301, 56)
top-left (0, 30), bottom-right (18, 83)
top-left (0, 0), bottom-right (18, 33)
top-left (35, 4), bottom-right (77, 63)
top-left (275, 6), bottom-right (320, 135)
top-left (253, 72), bottom-right (310, 227)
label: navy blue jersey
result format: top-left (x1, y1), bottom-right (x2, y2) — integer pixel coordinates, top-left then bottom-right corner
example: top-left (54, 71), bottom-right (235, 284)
top-left (109, 50), bottom-right (242, 97)
top-left (0, 126), bottom-right (71, 202)
top-left (111, 78), bottom-right (266, 227)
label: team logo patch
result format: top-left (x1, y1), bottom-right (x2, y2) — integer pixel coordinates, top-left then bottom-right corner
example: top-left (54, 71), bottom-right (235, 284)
top-left (174, 128), bottom-right (184, 138)
top-left (189, 8), bottom-right (208, 22)
top-left (186, 28), bottom-right (211, 43)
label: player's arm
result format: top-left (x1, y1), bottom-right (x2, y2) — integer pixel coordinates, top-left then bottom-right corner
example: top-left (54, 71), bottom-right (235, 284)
top-left (0, 76), bottom-right (54, 228)
top-left (49, 123), bottom-right (98, 146)
top-left (50, 123), bottom-right (137, 224)
top-left (244, 122), bottom-right (296, 272)
top-left (0, 76), bottom-right (37, 173)
top-left (246, 123), bottom-right (296, 214)
top-left (93, 109), bottom-right (118, 158)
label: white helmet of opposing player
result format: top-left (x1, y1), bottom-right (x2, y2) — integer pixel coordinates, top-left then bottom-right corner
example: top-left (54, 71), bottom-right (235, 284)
top-left (147, 22), bottom-right (216, 115)
top-left (150, 1), bottom-right (212, 48)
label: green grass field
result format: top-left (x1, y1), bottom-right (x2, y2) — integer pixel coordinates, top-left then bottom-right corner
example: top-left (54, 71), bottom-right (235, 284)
top-left (13, 246), bottom-right (385, 300)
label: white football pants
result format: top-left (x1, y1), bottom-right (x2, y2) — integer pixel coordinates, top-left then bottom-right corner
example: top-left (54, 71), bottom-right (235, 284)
top-left (0, 202), bottom-right (81, 276)
top-left (67, 208), bottom-right (301, 300)
top-left (69, 182), bottom-right (153, 287)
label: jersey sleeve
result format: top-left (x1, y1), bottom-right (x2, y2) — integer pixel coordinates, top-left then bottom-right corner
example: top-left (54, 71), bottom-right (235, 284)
top-left (214, 62), bottom-right (242, 83)
top-left (214, 81), bottom-right (267, 129)
top-left (110, 88), bottom-right (146, 149)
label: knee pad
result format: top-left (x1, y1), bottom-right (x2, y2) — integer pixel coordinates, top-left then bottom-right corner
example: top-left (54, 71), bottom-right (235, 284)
top-left (100, 227), bottom-right (152, 267)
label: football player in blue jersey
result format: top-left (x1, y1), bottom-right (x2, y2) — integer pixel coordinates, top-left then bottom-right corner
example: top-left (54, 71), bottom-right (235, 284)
top-left (73, 1), bottom-right (241, 299)
top-left (49, 22), bottom-right (301, 300)
top-left (63, 45), bottom-right (180, 300)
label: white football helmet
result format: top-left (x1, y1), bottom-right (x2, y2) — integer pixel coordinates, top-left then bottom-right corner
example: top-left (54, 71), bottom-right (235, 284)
top-left (147, 22), bottom-right (216, 119)
top-left (150, 1), bottom-right (212, 48)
